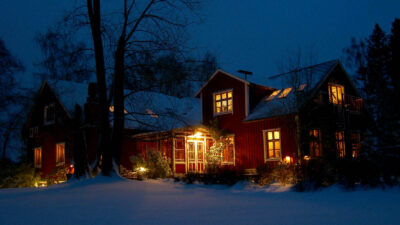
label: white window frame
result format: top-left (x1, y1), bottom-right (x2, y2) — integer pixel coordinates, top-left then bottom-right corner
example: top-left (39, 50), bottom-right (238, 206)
top-left (263, 129), bottom-right (282, 162)
top-left (44, 103), bottom-right (55, 125)
top-left (55, 142), bottom-right (66, 166)
top-left (34, 147), bottom-right (42, 168)
top-left (213, 89), bottom-right (233, 116)
top-left (221, 135), bottom-right (235, 165)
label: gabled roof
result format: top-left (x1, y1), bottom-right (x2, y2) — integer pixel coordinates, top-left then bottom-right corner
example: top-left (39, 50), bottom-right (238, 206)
top-left (195, 69), bottom-right (250, 97)
top-left (244, 60), bottom-right (342, 121)
top-left (123, 91), bottom-right (201, 131)
top-left (44, 80), bottom-right (89, 117)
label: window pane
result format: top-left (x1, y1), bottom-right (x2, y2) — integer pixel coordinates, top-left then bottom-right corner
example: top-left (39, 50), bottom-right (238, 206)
top-left (221, 93), bottom-right (226, 99)
top-left (274, 131), bottom-right (280, 139)
top-left (216, 107), bottom-right (221, 113)
top-left (56, 143), bottom-right (65, 164)
top-left (198, 142), bottom-right (204, 161)
top-left (274, 141), bottom-right (280, 150)
top-left (216, 102), bottom-right (221, 107)
top-left (227, 92), bottom-right (232, 98)
top-left (278, 87), bottom-right (292, 98)
top-left (175, 150), bottom-right (185, 161)
top-left (222, 101), bottom-right (227, 107)
top-left (268, 132), bottom-right (273, 140)
top-left (215, 94), bottom-right (220, 100)
top-left (188, 142), bottom-right (195, 161)
top-left (266, 90), bottom-right (281, 101)
top-left (268, 149), bottom-right (274, 158)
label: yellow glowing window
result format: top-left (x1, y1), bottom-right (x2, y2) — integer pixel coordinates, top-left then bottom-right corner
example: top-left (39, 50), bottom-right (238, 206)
top-left (278, 87), bottom-right (292, 98)
top-left (265, 130), bottom-right (281, 160)
top-left (265, 90), bottom-right (281, 101)
top-left (351, 133), bottom-right (360, 158)
top-left (309, 129), bottom-right (321, 157)
top-left (214, 90), bottom-right (233, 114)
top-left (34, 147), bottom-right (42, 168)
top-left (335, 131), bottom-right (345, 158)
top-left (222, 136), bottom-right (235, 164)
top-left (329, 83), bottom-right (345, 105)
top-left (56, 143), bottom-right (65, 166)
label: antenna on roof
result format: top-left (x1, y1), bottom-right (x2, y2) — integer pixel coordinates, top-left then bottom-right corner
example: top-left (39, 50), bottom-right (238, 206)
top-left (237, 70), bottom-right (253, 80)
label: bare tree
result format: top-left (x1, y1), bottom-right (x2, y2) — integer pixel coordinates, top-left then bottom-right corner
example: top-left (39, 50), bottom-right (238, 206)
top-left (86, 0), bottom-right (202, 176)
top-left (0, 38), bottom-right (27, 159)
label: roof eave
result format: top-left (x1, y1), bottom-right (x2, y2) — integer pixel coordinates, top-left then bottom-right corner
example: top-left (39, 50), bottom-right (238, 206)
top-left (194, 69), bottom-right (250, 98)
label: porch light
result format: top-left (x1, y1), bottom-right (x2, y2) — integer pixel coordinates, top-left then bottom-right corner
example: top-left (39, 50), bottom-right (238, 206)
top-left (284, 156), bottom-right (292, 164)
top-left (35, 181), bottom-right (47, 188)
top-left (304, 155), bottom-right (310, 160)
top-left (138, 167), bottom-right (147, 172)
top-left (194, 131), bottom-right (202, 138)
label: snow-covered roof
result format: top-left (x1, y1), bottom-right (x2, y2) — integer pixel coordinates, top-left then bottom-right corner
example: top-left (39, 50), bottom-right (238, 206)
top-left (245, 60), bottom-right (339, 121)
top-left (46, 80), bottom-right (89, 117)
top-left (123, 91), bottom-right (201, 131)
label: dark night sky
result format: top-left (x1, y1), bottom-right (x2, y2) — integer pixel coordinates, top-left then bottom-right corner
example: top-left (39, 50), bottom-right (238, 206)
top-left (1, 0), bottom-right (399, 83)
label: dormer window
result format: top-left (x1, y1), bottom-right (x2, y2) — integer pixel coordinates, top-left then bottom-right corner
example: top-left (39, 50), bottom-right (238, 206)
top-left (214, 90), bottom-right (233, 115)
top-left (328, 83), bottom-right (344, 105)
top-left (278, 87), bottom-right (292, 98)
top-left (265, 90), bottom-right (281, 101)
top-left (44, 103), bottom-right (55, 125)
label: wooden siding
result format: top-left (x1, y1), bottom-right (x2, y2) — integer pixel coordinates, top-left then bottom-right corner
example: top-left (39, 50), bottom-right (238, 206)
top-left (202, 71), bottom-right (247, 125)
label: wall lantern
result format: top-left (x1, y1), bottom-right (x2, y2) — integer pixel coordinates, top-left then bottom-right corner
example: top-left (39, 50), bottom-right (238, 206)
top-left (284, 156), bottom-right (293, 164)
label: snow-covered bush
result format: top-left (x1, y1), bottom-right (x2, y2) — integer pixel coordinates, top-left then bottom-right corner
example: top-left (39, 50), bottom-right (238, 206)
top-left (0, 159), bottom-right (41, 188)
top-left (256, 163), bottom-right (297, 186)
top-left (295, 158), bottom-right (336, 191)
top-left (45, 166), bottom-right (69, 185)
top-left (130, 149), bottom-right (172, 179)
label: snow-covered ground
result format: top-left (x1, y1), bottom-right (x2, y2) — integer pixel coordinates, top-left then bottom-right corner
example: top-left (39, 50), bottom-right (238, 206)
top-left (1, 177), bottom-right (400, 225)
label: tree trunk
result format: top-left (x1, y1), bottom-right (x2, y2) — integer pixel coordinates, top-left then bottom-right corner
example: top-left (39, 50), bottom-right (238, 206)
top-left (72, 105), bottom-right (91, 179)
top-left (87, 0), bottom-right (112, 176)
top-left (111, 37), bottom-right (126, 172)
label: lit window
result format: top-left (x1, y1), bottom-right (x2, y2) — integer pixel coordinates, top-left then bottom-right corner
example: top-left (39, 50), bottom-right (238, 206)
top-left (34, 147), bottom-right (42, 168)
top-left (298, 84), bottom-right (307, 91)
top-left (214, 90), bottom-right (233, 114)
top-left (174, 138), bottom-right (185, 162)
top-left (265, 90), bottom-right (281, 101)
top-left (351, 133), bottom-right (361, 158)
top-left (146, 109), bottom-right (159, 118)
top-left (309, 129), bottom-right (321, 157)
top-left (44, 103), bottom-right (55, 125)
top-left (335, 131), bottom-right (345, 158)
top-left (56, 143), bottom-right (65, 166)
top-left (264, 130), bottom-right (281, 160)
top-left (329, 83), bottom-right (345, 105)
top-left (278, 87), bottom-right (292, 98)
top-left (222, 136), bottom-right (235, 164)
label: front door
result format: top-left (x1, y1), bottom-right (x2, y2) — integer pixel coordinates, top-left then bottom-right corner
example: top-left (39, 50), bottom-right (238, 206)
top-left (187, 140), bottom-right (204, 173)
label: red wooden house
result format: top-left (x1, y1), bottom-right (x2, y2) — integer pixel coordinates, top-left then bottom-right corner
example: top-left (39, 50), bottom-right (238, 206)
top-left (23, 60), bottom-right (365, 177)
top-left (123, 60), bottom-right (365, 175)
